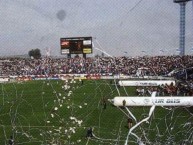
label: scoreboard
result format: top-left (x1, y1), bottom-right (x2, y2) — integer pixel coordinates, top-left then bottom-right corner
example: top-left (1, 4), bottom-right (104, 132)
top-left (60, 37), bottom-right (92, 54)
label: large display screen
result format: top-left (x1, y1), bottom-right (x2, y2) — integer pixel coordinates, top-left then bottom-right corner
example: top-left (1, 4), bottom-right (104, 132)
top-left (60, 37), bottom-right (92, 54)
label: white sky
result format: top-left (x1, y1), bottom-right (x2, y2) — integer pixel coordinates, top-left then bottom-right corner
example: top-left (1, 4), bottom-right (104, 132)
top-left (0, 0), bottom-right (193, 57)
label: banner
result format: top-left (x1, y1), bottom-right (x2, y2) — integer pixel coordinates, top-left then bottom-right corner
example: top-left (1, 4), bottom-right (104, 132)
top-left (0, 77), bottom-right (9, 83)
top-left (119, 80), bottom-right (175, 86)
top-left (113, 96), bottom-right (193, 106)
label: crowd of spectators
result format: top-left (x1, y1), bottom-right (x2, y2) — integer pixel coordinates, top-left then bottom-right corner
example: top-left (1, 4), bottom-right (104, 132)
top-left (0, 55), bottom-right (193, 76)
top-left (136, 80), bottom-right (193, 96)
top-left (0, 55), bottom-right (193, 96)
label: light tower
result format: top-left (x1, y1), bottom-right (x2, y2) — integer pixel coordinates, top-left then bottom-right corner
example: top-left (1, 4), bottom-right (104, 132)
top-left (174, 0), bottom-right (191, 56)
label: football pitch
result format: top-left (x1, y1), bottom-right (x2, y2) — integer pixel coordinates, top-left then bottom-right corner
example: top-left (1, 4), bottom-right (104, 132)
top-left (0, 80), bottom-right (193, 145)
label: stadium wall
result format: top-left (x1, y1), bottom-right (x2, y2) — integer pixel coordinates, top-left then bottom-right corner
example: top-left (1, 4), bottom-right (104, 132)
top-left (7, 74), bottom-right (175, 82)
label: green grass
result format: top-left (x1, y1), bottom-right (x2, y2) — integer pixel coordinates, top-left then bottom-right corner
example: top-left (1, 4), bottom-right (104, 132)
top-left (0, 80), bottom-right (192, 145)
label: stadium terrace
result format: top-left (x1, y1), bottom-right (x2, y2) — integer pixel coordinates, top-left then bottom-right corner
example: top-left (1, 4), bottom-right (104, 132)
top-left (0, 55), bottom-right (193, 76)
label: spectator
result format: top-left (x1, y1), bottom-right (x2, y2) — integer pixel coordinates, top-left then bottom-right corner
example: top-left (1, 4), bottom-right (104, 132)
top-left (1, 55), bottom-right (193, 96)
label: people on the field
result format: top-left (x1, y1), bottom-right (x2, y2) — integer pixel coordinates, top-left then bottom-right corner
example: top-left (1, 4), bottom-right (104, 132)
top-left (8, 136), bottom-right (14, 145)
top-left (123, 99), bottom-right (126, 107)
top-left (128, 118), bottom-right (133, 129)
top-left (86, 127), bottom-right (93, 138)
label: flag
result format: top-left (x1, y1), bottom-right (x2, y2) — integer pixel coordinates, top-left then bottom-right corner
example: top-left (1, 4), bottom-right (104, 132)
top-left (46, 47), bottom-right (51, 57)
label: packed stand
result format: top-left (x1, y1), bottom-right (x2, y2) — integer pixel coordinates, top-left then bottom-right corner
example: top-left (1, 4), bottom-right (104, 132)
top-left (1, 55), bottom-right (193, 96)
top-left (1, 55), bottom-right (193, 76)
top-left (136, 81), bottom-right (193, 96)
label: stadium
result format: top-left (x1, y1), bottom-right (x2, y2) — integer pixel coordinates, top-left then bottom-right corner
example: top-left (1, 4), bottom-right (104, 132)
top-left (1, 0), bottom-right (193, 145)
